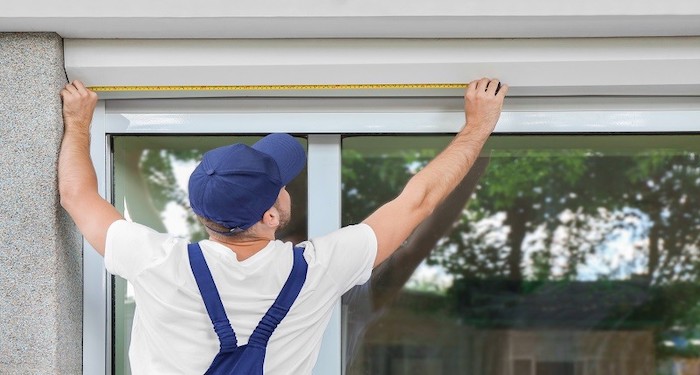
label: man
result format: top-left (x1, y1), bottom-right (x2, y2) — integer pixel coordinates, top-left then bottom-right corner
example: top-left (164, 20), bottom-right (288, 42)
top-left (59, 78), bottom-right (507, 374)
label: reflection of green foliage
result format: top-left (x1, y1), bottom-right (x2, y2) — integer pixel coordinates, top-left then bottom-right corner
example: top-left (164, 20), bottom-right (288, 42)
top-left (140, 149), bottom-right (200, 212)
top-left (139, 148), bottom-right (207, 241)
top-left (447, 279), bottom-right (700, 333)
top-left (628, 150), bottom-right (682, 181)
top-left (341, 137), bottom-right (700, 365)
top-left (530, 251), bottom-right (553, 281)
top-left (341, 148), bottom-right (434, 226)
top-left (341, 143), bottom-right (700, 285)
top-left (650, 285), bottom-right (700, 359)
top-left (430, 150), bottom-right (700, 285)
top-left (437, 150), bottom-right (590, 281)
top-left (478, 150), bottom-right (587, 210)
top-left (623, 152), bottom-right (700, 284)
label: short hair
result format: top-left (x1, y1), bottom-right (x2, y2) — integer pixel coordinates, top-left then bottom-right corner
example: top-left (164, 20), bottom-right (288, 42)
top-left (196, 215), bottom-right (256, 240)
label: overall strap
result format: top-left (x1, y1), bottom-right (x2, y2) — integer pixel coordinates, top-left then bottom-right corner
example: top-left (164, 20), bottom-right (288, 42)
top-left (188, 243), bottom-right (238, 352)
top-left (247, 246), bottom-right (308, 348)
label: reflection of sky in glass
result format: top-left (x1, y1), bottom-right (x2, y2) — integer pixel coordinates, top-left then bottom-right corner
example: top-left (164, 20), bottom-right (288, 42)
top-left (122, 156), bottom-right (197, 240)
top-left (406, 263), bottom-right (453, 293)
top-left (160, 158), bottom-right (198, 239)
top-left (576, 208), bottom-right (650, 281)
top-left (408, 206), bottom-right (656, 291)
top-left (161, 203), bottom-right (190, 239)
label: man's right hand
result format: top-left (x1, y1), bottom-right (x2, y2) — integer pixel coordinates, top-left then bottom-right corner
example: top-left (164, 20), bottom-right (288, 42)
top-left (464, 78), bottom-right (508, 139)
top-left (60, 80), bottom-right (98, 134)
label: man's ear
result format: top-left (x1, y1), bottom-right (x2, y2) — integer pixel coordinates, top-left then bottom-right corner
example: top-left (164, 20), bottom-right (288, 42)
top-left (261, 206), bottom-right (280, 228)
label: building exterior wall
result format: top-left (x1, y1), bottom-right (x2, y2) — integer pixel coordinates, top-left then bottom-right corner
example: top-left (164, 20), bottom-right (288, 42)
top-left (0, 5), bottom-right (698, 370)
top-left (0, 32), bottom-right (82, 374)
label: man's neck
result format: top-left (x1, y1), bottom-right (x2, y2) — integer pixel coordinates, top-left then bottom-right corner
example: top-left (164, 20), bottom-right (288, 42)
top-left (209, 236), bottom-right (273, 261)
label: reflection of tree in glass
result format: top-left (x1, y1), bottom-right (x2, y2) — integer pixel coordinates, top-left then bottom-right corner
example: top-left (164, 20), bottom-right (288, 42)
top-left (131, 148), bottom-right (206, 241)
top-left (623, 151), bottom-right (700, 284)
top-left (342, 148), bottom-right (434, 227)
top-left (139, 148), bottom-right (205, 240)
top-left (425, 150), bottom-right (700, 285)
top-left (342, 142), bottom-right (700, 361)
top-left (432, 150), bottom-right (589, 281)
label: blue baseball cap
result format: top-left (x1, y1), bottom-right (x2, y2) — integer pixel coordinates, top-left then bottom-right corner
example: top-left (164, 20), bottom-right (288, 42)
top-left (188, 134), bottom-right (306, 233)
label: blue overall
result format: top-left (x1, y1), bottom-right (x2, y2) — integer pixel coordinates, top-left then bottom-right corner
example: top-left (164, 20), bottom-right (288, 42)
top-left (187, 243), bottom-right (308, 375)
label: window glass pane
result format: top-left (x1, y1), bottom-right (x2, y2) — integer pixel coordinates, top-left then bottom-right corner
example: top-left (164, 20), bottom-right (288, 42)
top-left (111, 135), bottom-right (307, 375)
top-left (342, 135), bottom-right (700, 375)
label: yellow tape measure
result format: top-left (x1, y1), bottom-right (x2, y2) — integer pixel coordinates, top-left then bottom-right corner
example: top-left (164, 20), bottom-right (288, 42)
top-left (89, 83), bottom-right (468, 92)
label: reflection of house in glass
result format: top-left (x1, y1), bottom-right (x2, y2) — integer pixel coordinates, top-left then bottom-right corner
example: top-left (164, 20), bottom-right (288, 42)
top-left (351, 280), bottom-right (700, 375)
top-left (458, 280), bottom-right (655, 375)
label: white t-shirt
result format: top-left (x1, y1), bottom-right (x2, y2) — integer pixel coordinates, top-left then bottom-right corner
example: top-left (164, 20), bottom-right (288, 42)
top-left (104, 220), bottom-right (377, 375)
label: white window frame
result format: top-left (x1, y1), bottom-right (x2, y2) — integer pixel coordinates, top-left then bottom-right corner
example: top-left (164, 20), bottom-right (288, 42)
top-left (85, 95), bottom-right (700, 375)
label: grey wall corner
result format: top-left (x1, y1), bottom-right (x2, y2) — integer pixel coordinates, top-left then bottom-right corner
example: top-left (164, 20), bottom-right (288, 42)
top-left (0, 33), bottom-right (83, 374)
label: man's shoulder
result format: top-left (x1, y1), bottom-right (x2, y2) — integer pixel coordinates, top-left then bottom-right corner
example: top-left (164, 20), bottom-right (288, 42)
top-left (109, 219), bottom-right (177, 241)
top-left (304, 223), bottom-right (377, 263)
top-left (311, 223), bottom-right (376, 243)
top-left (105, 219), bottom-right (185, 279)
top-left (299, 223), bottom-right (377, 293)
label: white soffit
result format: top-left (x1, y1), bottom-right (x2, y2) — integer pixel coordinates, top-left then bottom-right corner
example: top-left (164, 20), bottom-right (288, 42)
top-left (65, 38), bottom-right (700, 98)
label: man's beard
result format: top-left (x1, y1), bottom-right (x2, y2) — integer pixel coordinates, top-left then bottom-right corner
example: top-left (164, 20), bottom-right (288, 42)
top-left (275, 202), bottom-right (291, 231)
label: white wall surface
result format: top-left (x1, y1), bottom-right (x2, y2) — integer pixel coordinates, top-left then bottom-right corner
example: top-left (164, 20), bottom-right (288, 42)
top-left (3, 0), bottom-right (700, 38)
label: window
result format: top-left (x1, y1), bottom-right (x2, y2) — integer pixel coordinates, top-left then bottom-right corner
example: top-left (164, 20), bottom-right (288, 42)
top-left (89, 97), bottom-right (700, 375)
top-left (342, 135), bottom-right (700, 375)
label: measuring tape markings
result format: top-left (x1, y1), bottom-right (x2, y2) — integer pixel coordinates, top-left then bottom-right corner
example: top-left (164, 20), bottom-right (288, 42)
top-left (89, 83), bottom-right (469, 92)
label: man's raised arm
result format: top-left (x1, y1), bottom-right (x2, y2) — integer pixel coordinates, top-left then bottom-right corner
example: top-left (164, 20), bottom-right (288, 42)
top-left (58, 80), bottom-right (123, 256)
top-left (363, 78), bottom-right (507, 268)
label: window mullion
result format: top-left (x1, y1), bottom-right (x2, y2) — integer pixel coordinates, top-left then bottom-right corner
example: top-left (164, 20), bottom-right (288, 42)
top-left (307, 134), bottom-right (343, 375)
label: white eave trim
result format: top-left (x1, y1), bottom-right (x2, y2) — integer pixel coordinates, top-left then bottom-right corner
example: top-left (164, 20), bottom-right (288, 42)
top-left (64, 37), bottom-right (700, 98)
top-left (4, 15), bottom-right (700, 39)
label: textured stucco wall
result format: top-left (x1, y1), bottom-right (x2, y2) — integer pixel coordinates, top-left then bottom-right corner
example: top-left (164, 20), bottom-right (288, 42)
top-left (0, 33), bottom-right (82, 374)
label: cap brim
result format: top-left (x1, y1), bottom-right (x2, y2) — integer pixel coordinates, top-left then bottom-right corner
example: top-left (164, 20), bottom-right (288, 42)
top-left (252, 134), bottom-right (307, 185)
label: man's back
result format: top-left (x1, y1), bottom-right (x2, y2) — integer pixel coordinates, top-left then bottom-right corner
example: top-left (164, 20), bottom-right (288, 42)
top-left (105, 220), bottom-right (377, 374)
